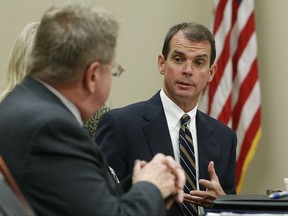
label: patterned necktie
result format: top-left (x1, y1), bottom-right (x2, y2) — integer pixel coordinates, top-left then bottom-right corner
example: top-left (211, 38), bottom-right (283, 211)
top-left (179, 114), bottom-right (198, 216)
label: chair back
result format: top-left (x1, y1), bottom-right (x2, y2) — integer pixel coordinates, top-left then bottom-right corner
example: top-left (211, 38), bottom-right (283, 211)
top-left (0, 156), bottom-right (36, 216)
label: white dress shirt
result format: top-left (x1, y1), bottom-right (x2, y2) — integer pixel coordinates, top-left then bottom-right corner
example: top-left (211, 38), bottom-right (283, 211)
top-left (160, 89), bottom-right (200, 189)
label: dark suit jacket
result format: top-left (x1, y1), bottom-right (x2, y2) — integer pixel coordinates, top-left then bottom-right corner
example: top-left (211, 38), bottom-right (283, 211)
top-left (0, 76), bottom-right (166, 216)
top-left (95, 91), bottom-right (237, 215)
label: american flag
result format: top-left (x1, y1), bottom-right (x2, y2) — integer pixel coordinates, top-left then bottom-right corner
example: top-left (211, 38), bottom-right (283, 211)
top-left (199, 0), bottom-right (261, 193)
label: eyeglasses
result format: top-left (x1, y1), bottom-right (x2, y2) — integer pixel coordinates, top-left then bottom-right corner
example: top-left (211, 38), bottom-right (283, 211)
top-left (111, 64), bottom-right (125, 77)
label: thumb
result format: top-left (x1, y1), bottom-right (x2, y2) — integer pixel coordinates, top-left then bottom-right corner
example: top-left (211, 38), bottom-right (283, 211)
top-left (208, 161), bottom-right (218, 181)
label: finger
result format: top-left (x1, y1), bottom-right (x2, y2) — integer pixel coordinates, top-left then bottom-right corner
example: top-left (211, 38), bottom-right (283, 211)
top-left (162, 155), bottom-right (178, 169)
top-left (190, 188), bottom-right (215, 199)
top-left (139, 160), bottom-right (147, 168)
top-left (199, 179), bottom-right (213, 190)
top-left (207, 161), bottom-right (218, 181)
top-left (152, 153), bottom-right (165, 162)
top-left (184, 192), bottom-right (214, 207)
top-left (175, 167), bottom-right (186, 189)
top-left (183, 193), bottom-right (202, 205)
top-left (133, 159), bottom-right (142, 174)
top-left (162, 156), bottom-right (186, 189)
top-left (175, 189), bottom-right (184, 203)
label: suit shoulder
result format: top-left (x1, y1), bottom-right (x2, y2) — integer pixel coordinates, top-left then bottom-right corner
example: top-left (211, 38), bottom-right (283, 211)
top-left (109, 100), bottom-right (147, 115)
top-left (197, 110), bottom-right (235, 134)
top-left (108, 92), bottom-right (161, 114)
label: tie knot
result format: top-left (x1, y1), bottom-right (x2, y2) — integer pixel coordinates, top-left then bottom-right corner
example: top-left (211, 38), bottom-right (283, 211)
top-left (181, 114), bottom-right (190, 126)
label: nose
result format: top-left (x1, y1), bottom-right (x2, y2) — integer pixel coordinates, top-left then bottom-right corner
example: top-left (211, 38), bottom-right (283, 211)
top-left (182, 62), bottom-right (193, 76)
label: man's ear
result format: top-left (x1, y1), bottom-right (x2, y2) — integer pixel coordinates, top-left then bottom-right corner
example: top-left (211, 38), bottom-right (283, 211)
top-left (84, 61), bottom-right (101, 93)
top-left (208, 63), bottom-right (217, 83)
top-left (158, 54), bottom-right (166, 75)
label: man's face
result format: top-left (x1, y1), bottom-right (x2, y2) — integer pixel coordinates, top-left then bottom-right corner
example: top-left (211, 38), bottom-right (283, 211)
top-left (158, 31), bottom-right (217, 111)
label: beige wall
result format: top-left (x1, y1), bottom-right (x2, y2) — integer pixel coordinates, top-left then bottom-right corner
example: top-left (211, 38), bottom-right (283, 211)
top-left (0, 0), bottom-right (287, 194)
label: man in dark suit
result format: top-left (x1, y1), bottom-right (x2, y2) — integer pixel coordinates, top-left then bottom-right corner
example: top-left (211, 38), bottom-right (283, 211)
top-left (0, 2), bottom-right (185, 216)
top-left (95, 22), bottom-right (237, 216)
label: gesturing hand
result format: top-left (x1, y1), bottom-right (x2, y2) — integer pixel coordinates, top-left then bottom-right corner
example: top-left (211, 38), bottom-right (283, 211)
top-left (184, 161), bottom-right (226, 208)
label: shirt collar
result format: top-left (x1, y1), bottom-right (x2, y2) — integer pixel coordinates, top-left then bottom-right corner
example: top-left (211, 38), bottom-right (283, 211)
top-left (160, 89), bottom-right (198, 128)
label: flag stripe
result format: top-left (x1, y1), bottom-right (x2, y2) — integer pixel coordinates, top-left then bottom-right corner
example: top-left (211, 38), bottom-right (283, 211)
top-left (232, 33), bottom-right (258, 110)
top-left (217, 92), bottom-right (232, 124)
top-left (214, 0), bottom-right (232, 64)
top-left (199, 0), bottom-right (261, 193)
top-left (232, 13), bottom-right (255, 79)
top-left (208, 31), bottom-right (231, 115)
top-left (233, 59), bottom-right (258, 129)
top-left (213, 0), bottom-right (229, 34)
top-left (236, 127), bottom-right (262, 192)
top-left (236, 107), bottom-right (261, 181)
top-left (208, 0), bottom-right (232, 118)
top-left (235, 81), bottom-right (261, 158)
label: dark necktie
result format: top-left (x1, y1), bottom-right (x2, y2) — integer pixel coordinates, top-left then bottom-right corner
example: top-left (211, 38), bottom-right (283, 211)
top-left (179, 114), bottom-right (198, 216)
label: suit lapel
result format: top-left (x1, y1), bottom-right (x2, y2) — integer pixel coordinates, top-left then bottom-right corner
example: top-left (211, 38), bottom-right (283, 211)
top-left (142, 92), bottom-right (175, 158)
top-left (196, 111), bottom-right (221, 181)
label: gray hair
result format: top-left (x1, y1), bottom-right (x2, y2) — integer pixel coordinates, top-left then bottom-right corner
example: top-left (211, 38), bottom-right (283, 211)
top-left (27, 1), bottom-right (119, 84)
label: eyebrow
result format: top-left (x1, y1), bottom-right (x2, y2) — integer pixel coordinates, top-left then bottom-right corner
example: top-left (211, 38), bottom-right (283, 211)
top-left (171, 50), bottom-right (209, 59)
top-left (195, 53), bottom-right (209, 59)
top-left (171, 50), bottom-right (185, 56)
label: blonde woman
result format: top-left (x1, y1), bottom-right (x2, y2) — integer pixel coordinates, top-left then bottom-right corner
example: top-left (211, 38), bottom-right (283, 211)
top-left (0, 22), bottom-right (39, 102)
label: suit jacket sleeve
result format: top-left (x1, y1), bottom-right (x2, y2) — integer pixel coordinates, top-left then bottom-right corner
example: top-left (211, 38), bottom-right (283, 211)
top-left (95, 111), bottom-right (131, 180)
top-left (197, 112), bottom-right (237, 195)
top-left (22, 116), bottom-right (166, 216)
